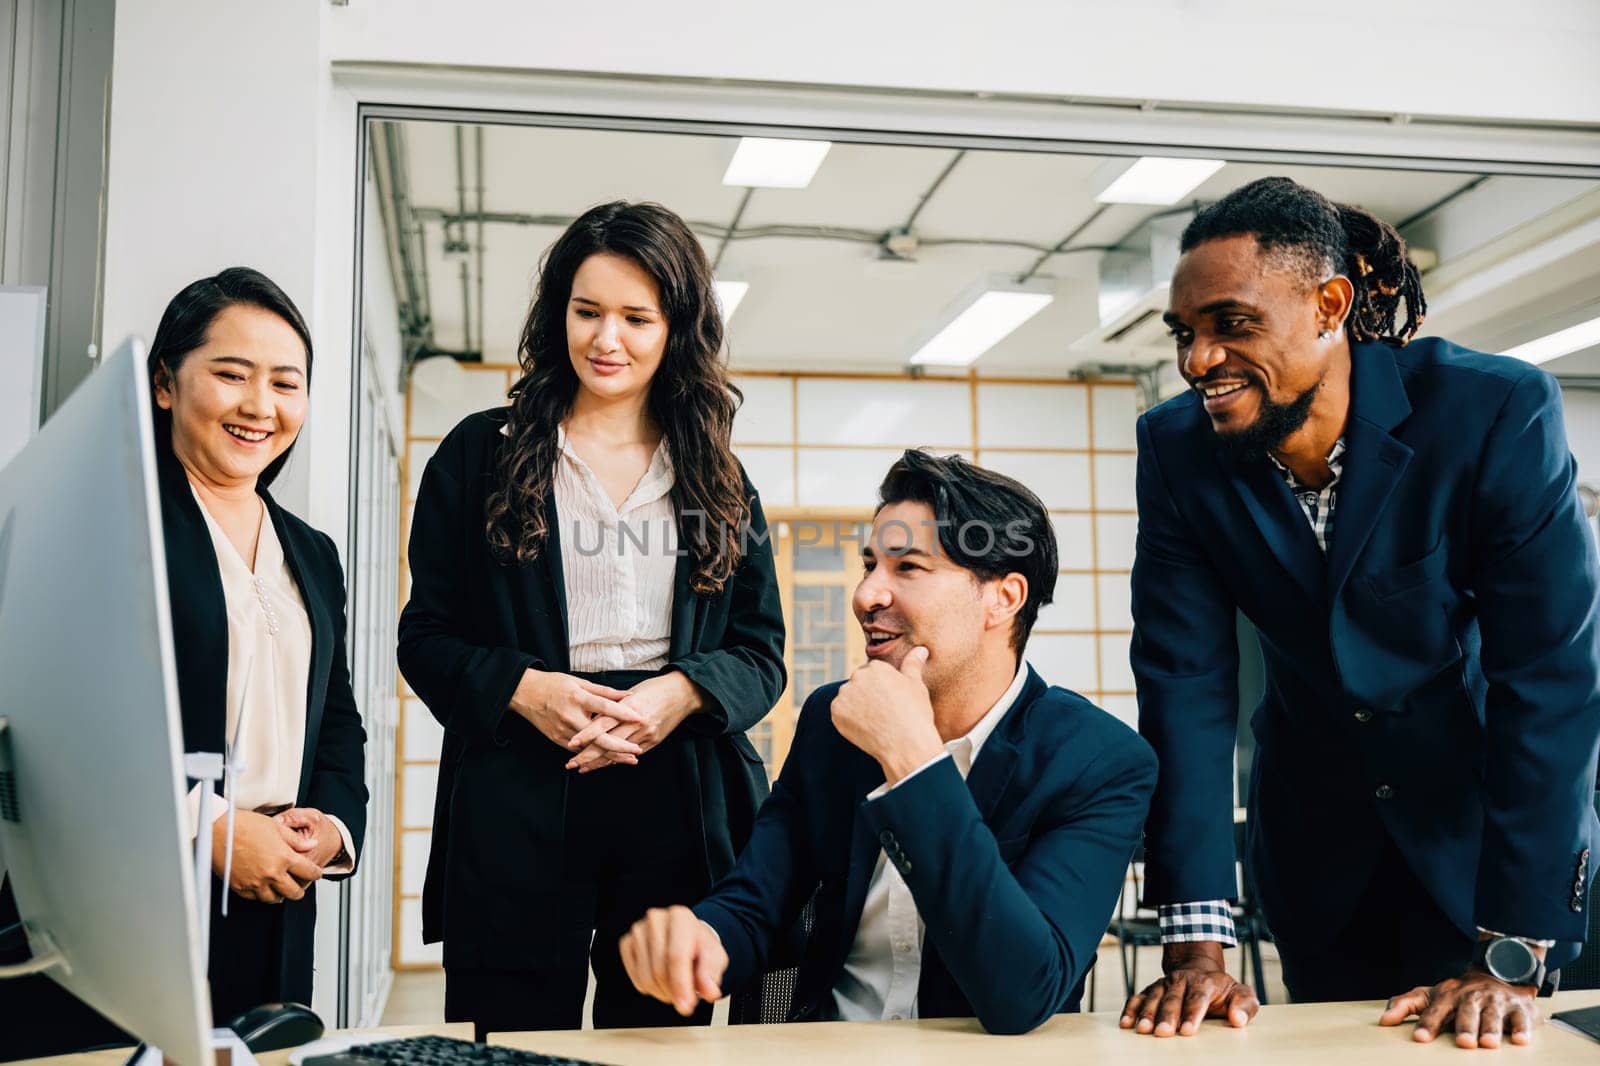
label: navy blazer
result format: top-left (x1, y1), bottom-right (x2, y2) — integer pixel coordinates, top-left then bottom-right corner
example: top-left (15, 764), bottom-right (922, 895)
top-left (1131, 338), bottom-right (1600, 961)
top-left (694, 668), bottom-right (1156, 1034)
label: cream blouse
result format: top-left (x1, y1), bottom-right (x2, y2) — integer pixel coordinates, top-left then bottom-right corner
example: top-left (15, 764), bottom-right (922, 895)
top-left (185, 487), bottom-right (353, 873)
top-left (519, 423), bottom-right (679, 673)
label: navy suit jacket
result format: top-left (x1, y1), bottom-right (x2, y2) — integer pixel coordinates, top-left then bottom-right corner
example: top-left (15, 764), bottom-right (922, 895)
top-left (1131, 338), bottom-right (1600, 963)
top-left (694, 667), bottom-right (1156, 1034)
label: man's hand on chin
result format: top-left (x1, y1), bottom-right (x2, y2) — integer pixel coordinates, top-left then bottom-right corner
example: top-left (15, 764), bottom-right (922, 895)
top-left (1380, 970), bottom-right (1539, 1049)
top-left (830, 644), bottom-right (944, 784)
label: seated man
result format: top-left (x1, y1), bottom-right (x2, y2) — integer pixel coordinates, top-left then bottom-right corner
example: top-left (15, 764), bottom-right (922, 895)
top-left (620, 450), bottom-right (1157, 1034)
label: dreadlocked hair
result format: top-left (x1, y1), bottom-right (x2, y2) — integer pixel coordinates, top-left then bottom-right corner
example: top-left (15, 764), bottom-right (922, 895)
top-left (1180, 176), bottom-right (1427, 345)
top-left (484, 201), bottom-right (750, 596)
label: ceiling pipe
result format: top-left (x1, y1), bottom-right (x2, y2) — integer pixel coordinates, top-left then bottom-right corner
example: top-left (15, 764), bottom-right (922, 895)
top-left (367, 128), bottom-right (409, 337)
top-left (713, 188), bottom-right (754, 273)
top-left (1017, 204), bottom-right (1111, 283)
top-left (381, 122), bottom-right (441, 380)
top-left (475, 126), bottom-right (487, 359)
top-left (453, 127), bottom-right (473, 356)
top-left (414, 206), bottom-right (1110, 257)
top-left (376, 123), bottom-right (433, 363)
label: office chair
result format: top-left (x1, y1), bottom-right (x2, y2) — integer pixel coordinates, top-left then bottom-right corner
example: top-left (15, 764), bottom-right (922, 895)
top-left (727, 891), bottom-right (818, 1024)
top-left (1113, 847), bottom-right (1163, 999)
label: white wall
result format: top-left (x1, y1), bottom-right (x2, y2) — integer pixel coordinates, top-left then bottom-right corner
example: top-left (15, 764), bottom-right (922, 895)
top-left (101, 0), bottom-right (326, 514)
top-left (323, 0), bottom-right (1600, 125)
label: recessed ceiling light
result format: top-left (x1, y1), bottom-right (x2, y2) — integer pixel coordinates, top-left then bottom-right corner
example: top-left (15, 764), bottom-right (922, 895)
top-left (910, 277), bottom-right (1055, 367)
top-left (1093, 156), bottom-right (1226, 205)
top-left (722, 137), bottom-right (832, 189)
top-left (1504, 315), bottom-right (1600, 365)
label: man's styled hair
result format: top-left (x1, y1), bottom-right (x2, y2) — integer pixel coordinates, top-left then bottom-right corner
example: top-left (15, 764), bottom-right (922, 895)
top-left (1181, 176), bottom-right (1427, 346)
top-left (877, 449), bottom-right (1057, 652)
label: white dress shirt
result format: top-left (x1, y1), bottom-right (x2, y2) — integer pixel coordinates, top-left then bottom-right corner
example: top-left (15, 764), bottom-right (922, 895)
top-left (185, 488), bottom-right (353, 874)
top-left (831, 663), bottom-right (1030, 1021)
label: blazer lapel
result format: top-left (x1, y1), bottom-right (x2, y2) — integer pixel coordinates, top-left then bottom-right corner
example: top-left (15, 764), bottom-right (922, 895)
top-left (1326, 343), bottom-right (1414, 600)
top-left (538, 494), bottom-right (572, 671)
top-left (266, 496), bottom-right (333, 802)
top-left (1214, 447), bottom-right (1326, 605)
top-left (963, 667), bottom-right (1046, 825)
top-left (965, 720), bottom-right (1025, 823)
top-left (156, 451), bottom-right (230, 759)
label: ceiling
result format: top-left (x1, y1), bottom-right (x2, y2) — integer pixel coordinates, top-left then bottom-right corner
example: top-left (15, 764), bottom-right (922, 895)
top-left (366, 119), bottom-right (1598, 377)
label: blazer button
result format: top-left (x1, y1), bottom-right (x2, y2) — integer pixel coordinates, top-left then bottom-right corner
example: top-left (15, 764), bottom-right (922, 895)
top-left (1374, 784), bottom-right (1395, 800)
top-left (1353, 708), bottom-right (1374, 723)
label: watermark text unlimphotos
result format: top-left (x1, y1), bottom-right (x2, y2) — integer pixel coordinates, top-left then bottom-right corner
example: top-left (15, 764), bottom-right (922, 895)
top-left (565, 513), bottom-right (1037, 559)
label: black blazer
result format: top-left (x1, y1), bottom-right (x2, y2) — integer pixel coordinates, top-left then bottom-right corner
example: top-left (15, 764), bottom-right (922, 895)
top-left (398, 408), bottom-right (787, 970)
top-left (696, 669), bottom-right (1157, 1034)
top-left (157, 447), bottom-right (369, 1012)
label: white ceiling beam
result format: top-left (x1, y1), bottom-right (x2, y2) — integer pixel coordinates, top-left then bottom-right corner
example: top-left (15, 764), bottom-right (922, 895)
top-left (335, 65), bottom-right (1600, 176)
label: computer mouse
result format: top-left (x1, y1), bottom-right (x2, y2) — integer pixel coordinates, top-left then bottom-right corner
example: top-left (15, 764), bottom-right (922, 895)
top-left (228, 1001), bottom-right (326, 1052)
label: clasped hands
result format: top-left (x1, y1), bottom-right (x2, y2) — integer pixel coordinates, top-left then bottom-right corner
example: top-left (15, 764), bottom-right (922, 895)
top-left (1120, 941), bottom-right (1541, 1048)
top-left (210, 806), bottom-right (342, 904)
top-left (511, 668), bottom-right (704, 773)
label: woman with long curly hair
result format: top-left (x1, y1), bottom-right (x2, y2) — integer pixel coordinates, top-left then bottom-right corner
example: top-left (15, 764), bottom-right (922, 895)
top-left (399, 201), bottom-right (785, 1037)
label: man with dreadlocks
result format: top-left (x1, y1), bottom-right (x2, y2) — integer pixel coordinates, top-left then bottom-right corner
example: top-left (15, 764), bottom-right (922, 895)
top-left (1121, 177), bottom-right (1600, 1049)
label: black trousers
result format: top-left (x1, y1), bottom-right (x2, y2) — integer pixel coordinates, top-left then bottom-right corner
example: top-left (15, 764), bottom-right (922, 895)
top-left (445, 672), bottom-right (715, 1039)
top-left (1275, 835), bottom-right (1475, 1003)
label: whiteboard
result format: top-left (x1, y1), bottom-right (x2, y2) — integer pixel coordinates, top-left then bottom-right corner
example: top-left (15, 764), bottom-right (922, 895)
top-left (0, 286), bottom-right (47, 472)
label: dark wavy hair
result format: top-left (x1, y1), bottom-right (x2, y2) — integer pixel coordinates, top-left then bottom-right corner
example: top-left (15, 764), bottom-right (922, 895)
top-left (485, 201), bottom-right (748, 595)
top-left (1181, 176), bottom-right (1427, 345)
top-left (877, 449), bottom-right (1057, 653)
top-left (146, 267), bottom-right (313, 488)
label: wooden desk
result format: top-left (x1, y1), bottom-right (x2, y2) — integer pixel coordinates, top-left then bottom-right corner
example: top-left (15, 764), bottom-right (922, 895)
top-left (11, 1023), bottom-right (473, 1066)
top-left (493, 993), bottom-right (1600, 1064)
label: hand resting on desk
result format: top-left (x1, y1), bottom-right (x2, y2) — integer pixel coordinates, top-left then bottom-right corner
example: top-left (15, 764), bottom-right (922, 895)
top-left (1379, 969), bottom-right (1540, 1049)
top-left (1123, 942), bottom-right (1544, 1048)
top-left (1120, 941), bottom-right (1260, 1037)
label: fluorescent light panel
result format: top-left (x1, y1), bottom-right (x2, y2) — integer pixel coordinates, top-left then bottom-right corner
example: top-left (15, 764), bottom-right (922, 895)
top-left (722, 137), bottom-right (831, 188)
top-left (1095, 156), bottom-right (1226, 205)
top-left (910, 287), bottom-right (1054, 367)
top-left (713, 279), bottom-right (749, 322)
top-left (1504, 315), bottom-right (1600, 365)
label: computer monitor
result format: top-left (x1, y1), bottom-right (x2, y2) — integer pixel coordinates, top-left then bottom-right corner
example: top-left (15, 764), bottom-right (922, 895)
top-left (0, 339), bottom-right (211, 1066)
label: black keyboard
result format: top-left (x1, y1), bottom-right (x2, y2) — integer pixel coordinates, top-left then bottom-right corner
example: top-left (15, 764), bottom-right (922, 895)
top-left (305, 1034), bottom-right (612, 1066)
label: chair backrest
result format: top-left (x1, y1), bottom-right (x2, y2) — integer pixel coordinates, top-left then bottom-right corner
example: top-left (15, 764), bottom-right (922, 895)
top-left (728, 890), bottom-right (819, 1024)
top-left (1555, 793), bottom-right (1600, 990)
